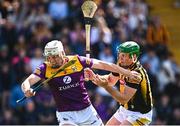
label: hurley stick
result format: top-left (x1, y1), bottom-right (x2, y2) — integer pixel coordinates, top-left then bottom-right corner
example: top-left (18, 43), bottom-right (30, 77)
top-left (81, 0), bottom-right (97, 58)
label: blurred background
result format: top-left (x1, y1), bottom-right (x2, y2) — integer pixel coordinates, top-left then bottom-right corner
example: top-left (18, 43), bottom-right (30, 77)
top-left (0, 0), bottom-right (180, 125)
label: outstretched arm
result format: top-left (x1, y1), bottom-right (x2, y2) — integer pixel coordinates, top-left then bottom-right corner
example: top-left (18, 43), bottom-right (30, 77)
top-left (91, 58), bottom-right (141, 82)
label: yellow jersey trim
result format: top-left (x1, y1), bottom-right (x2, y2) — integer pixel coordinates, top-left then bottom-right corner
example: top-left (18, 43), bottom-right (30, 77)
top-left (45, 55), bottom-right (83, 78)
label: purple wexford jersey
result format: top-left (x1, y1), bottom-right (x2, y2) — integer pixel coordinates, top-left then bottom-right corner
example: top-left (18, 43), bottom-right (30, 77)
top-left (33, 55), bottom-right (93, 112)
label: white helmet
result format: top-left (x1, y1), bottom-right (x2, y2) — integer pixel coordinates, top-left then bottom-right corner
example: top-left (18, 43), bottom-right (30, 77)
top-left (44, 40), bottom-right (64, 56)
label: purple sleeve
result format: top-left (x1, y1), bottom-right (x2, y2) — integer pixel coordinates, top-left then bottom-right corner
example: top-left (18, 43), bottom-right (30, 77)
top-left (33, 63), bottom-right (46, 79)
top-left (77, 55), bottom-right (93, 68)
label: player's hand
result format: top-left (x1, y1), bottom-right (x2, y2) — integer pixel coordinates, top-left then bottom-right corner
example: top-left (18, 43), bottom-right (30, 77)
top-left (24, 88), bottom-right (36, 98)
top-left (22, 83), bottom-right (35, 98)
top-left (128, 71), bottom-right (142, 83)
top-left (84, 68), bottom-right (96, 81)
top-left (92, 74), bottom-right (108, 87)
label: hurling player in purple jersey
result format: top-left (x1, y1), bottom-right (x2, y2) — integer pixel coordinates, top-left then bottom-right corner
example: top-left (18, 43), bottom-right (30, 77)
top-left (21, 40), bottom-right (140, 126)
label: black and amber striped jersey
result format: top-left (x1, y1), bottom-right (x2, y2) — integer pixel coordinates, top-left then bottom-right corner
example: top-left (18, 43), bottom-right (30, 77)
top-left (112, 61), bottom-right (153, 114)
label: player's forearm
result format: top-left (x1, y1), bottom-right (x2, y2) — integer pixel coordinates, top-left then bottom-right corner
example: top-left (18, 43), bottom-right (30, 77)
top-left (93, 60), bottom-right (131, 77)
top-left (99, 74), bottom-right (118, 86)
top-left (103, 85), bottom-right (128, 104)
top-left (21, 78), bottom-right (31, 93)
top-left (111, 64), bottom-right (131, 77)
top-left (21, 74), bottom-right (40, 92)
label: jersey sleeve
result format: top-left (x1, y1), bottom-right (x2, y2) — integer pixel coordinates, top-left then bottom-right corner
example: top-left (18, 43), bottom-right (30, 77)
top-left (125, 81), bottom-right (139, 89)
top-left (33, 63), bottom-right (46, 79)
top-left (111, 72), bottom-right (119, 77)
top-left (77, 55), bottom-right (93, 68)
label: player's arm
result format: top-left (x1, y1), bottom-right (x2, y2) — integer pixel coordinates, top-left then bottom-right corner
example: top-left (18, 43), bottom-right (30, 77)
top-left (104, 84), bottom-right (137, 104)
top-left (84, 68), bottom-right (119, 86)
top-left (91, 58), bottom-right (141, 82)
top-left (92, 74), bottom-right (142, 104)
top-left (101, 73), bottom-right (119, 86)
top-left (91, 59), bottom-right (130, 76)
top-left (21, 74), bottom-right (41, 97)
top-left (108, 72), bottom-right (121, 86)
top-left (80, 56), bottom-right (131, 77)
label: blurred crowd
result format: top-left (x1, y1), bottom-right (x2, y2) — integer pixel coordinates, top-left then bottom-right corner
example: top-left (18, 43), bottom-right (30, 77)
top-left (0, 0), bottom-right (180, 125)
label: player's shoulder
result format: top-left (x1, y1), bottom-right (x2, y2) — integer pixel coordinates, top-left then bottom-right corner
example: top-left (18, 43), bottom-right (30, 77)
top-left (66, 55), bottom-right (79, 60)
top-left (37, 62), bottom-right (47, 69)
top-left (66, 55), bottom-right (84, 66)
top-left (72, 55), bottom-right (90, 62)
top-left (34, 63), bottom-right (47, 76)
top-left (132, 62), bottom-right (149, 76)
top-left (130, 62), bottom-right (142, 73)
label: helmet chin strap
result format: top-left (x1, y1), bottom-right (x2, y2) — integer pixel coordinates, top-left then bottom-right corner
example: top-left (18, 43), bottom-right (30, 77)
top-left (131, 55), bottom-right (137, 63)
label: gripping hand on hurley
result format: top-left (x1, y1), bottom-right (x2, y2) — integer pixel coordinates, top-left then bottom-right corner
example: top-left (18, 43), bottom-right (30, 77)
top-left (21, 83), bottom-right (36, 98)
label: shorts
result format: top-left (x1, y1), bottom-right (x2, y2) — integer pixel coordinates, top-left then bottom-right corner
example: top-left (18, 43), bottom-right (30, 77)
top-left (113, 106), bottom-right (153, 125)
top-left (56, 104), bottom-right (103, 126)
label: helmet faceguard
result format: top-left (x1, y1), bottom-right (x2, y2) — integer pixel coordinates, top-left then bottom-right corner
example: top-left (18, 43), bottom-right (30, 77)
top-left (116, 41), bottom-right (140, 58)
top-left (44, 40), bottom-right (64, 57)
